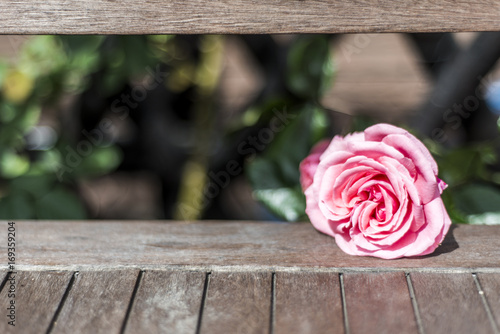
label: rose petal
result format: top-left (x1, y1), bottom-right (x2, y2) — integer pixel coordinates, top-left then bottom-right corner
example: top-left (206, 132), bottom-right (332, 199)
top-left (299, 140), bottom-right (330, 191)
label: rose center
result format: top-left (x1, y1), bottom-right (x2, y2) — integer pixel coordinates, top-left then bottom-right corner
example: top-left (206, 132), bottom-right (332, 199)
top-left (358, 184), bottom-right (390, 222)
top-left (375, 205), bottom-right (386, 221)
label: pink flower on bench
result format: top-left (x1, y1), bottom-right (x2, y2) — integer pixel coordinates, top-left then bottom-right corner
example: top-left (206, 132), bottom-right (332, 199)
top-left (300, 123), bottom-right (451, 259)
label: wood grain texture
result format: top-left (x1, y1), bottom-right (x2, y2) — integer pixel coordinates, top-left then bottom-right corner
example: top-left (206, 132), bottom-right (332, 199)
top-left (477, 273), bottom-right (500, 330)
top-left (343, 272), bottom-right (417, 334)
top-left (0, 271), bottom-right (72, 334)
top-left (51, 270), bottom-right (139, 334)
top-left (124, 270), bottom-right (206, 334)
top-left (12, 221), bottom-right (500, 271)
top-left (274, 272), bottom-right (344, 334)
top-left (0, 0), bottom-right (499, 34)
top-left (200, 272), bottom-right (271, 334)
top-left (410, 273), bottom-right (493, 334)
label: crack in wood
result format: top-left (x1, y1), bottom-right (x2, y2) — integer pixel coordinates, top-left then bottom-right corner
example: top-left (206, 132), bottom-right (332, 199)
top-left (46, 272), bottom-right (78, 334)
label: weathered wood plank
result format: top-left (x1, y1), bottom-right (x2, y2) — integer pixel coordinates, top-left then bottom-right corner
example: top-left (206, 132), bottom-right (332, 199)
top-left (0, 0), bottom-right (499, 34)
top-left (476, 273), bottom-right (500, 330)
top-left (0, 271), bottom-right (7, 286)
top-left (14, 221), bottom-right (500, 271)
top-left (51, 270), bottom-right (139, 334)
top-left (274, 272), bottom-right (344, 334)
top-left (410, 273), bottom-right (493, 334)
top-left (124, 270), bottom-right (206, 334)
top-left (343, 272), bottom-right (417, 334)
top-left (0, 271), bottom-right (72, 334)
top-left (200, 272), bottom-right (271, 334)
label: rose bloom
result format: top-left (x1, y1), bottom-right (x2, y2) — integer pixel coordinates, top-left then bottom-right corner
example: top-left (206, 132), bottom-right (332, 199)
top-left (300, 123), bottom-right (451, 259)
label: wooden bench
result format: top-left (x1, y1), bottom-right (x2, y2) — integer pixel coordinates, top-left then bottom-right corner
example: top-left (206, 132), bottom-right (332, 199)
top-left (2, 1), bottom-right (500, 333)
top-left (0, 221), bottom-right (499, 333)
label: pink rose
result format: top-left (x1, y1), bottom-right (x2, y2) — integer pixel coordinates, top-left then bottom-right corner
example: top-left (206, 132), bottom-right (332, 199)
top-left (299, 140), bottom-right (330, 191)
top-left (301, 123), bottom-right (451, 259)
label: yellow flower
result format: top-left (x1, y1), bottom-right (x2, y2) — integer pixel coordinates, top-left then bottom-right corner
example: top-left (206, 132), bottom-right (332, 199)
top-left (2, 70), bottom-right (34, 104)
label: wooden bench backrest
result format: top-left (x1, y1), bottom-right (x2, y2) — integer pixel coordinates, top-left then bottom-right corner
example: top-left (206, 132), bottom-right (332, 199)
top-left (1, 0), bottom-right (499, 34)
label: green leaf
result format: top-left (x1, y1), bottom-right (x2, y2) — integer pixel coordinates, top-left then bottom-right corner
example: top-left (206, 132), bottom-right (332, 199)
top-left (311, 107), bottom-right (329, 144)
top-left (247, 104), bottom-right (326, 221)
top-left (286, 35), bottom-right (334, 100)
top-left (254, 188), bottom-right (306, 222)
top-left (11, 104), bottom-right (41, 134)
top-left (264, 104), bottom-right (323, 171)
top-left (31, 150), bottom-right (63, 174)
top-left (239, 98), bottom-right (290, 129)
top-left (73, 145), bottom-right (123, 178)
top-left (122, 36), bottom-right (156, 77)
top-left (437, 145), bottom-right (496, 186)
top-left (9, 175), bottom-right (55, 198)
top-left (247, 158), bottom-right (306, 222)
top-left (440, 189), bottom-right (468, 224)
top-left (467, 212), bottom-right (500, 225)
top-left (452, 184), bottom-right (500, 215)
top-left (350, 115), bottom-right (376, 133)
top-left (0, 103), bottom-right (17, 123)
top-left (59, 36), bottom-right (104, 55)
top-left (0, 192), bottom-right (35, 219)
top-left (36, 186), bottom-right (86, 219)
top-left (0, 150), bottom-right (30, 178)
top-left (19, 36), bottom-right (67, 77)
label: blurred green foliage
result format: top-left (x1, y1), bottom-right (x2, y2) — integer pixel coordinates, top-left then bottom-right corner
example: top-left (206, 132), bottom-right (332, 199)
top-left (0, 35), bottom-right (181, 219)
top-left (426, 131), bottom-right (500, 225)
top-left (246, 35), bottom-right (334, 221)
top-left (1, 34), bottom-right (499, 224)
top-left (286, 35), bottom-right (335, 100)
top-left (247, 104), bottom-right (327, 221)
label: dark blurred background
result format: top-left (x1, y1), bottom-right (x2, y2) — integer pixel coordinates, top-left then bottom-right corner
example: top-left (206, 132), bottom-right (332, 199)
top-left (0, 34), bottom-right (499, 223)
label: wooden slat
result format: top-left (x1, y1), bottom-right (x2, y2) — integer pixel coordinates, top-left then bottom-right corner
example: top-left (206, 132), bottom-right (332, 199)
top-left (0, 271), bottom-right (7, 285)
top-left (343, 272), bottom-right (417, 334)
top-left (51, 270), bottom-right (139, 334)
top-left (0, 271), bottom-right (72, 334)
top-left (477, 273), bottom-right (500, 330)
top-left (274, 272), bottom-right (344, 334)
top-left (0, 0), bottom-right (499, 34)
top-left (200, 272), bottom-right (271, 334)
top-left (124, 270), bottom-right (206, 334)
top-left (410, 273), bottom-right (493, 334)
top-left (15, 221), bottom-right (500, 271)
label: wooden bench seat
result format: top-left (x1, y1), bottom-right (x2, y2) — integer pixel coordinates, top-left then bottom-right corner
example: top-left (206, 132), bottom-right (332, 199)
top-left (1, 221), bottom-right (499, 333)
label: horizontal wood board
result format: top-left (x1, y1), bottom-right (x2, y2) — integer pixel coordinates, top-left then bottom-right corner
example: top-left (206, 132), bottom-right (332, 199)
top-left (5, 221), bottom-right (500, 271)
top-left (0, 0), bottom-right (500, 34)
